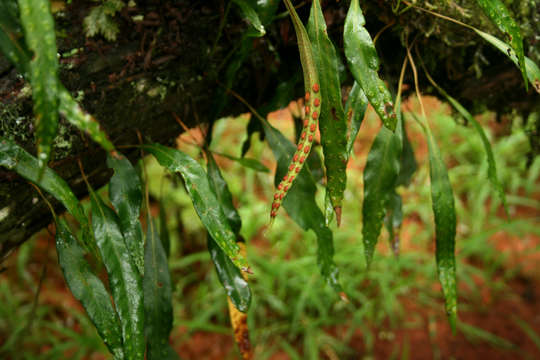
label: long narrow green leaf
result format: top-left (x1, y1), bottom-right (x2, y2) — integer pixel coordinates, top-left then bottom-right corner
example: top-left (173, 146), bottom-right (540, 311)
top-left (17, 0), bottom-right (60, 169)
top-left (262, 121), bottom-right (342, 293)
top-left (206, 152), bottom-right (242, 234)
top-left (384, 191), bottom-right (402, 256)
top-left (343, 0), bottom-right (397, 131)
top-left (58, 87), bottom-right (116, 152)
top-left (55, 219), bottom-right (124, 360)
top-left (395, 118), bottom-right (417, 187)
top-left (307, 0), bottom-right (348, 224)
top-left (475, 0), bottom-right (527, 89)
top-left (107, 154), bottom-right (144, 273)
top-left (232, 0), bottom-right (265, 37)
top-left (0, 7), bottom-right (116, 152)
top-left (90, 191), bottom-right (144, 360)
top-left (428, 82), bottom-right (507, 213)
top-left (144, 217), bottom-right (175, 360)
top-left (0, 2), bottom-right (30, 76)
top-left (474, 29), bottom-right (540, 94)
top-left (205, 151), bottom-right (251, 312)
top-left (208, 236), bottom-right (251, 312)
top-left (362, 126), bottom-right (401, 266)
top-left (426, 131), bottom-right (458, 331)
top-left (0, 137), bottom-right (93, 250)
top-left (344, 82), bottom-right (368, 157)
top-left (141, 143), bottom-right (247, 271)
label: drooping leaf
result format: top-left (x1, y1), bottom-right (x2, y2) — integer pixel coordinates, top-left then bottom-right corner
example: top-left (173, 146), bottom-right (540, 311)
top-left (18, 0), bottom-right (60, 170)
top-left (344, 0), bottom-right (397, 131)
top-left (232, 0), bottom-right (265, 37)
top-left (307, 0), bottom-right (348, 224)
top-left (55, 219), bottom-right (124, 360)
top-left (107, 154), bottom-right (144, 273)
top-left (58, 87), bottom-right (116, 152)
top-left (426, 131), bottom-right (458, 331)
top-left (0, 137), bottom-right (93, 251)
top-left (427, 79), bottom-right (507, 213)
top-left (158, 202), bottom-right (171, 258)
top-left (208, 236), bottom-right (251, 312)
top-left (262, 120), bottom-right (342, 293)
top-left (212, 151), bottom-right (270, 173)
top-left (384, 191), bottom-right (402, 256)
top-left (362, 126), bottom-right (401, 266)
top-left (344, 82), bottom-right (368, 157)
top-left (144, 217), bottom-right (175, 360)
top-left (205, 150), bottom-right (251, 312)
top-left (475, 0), bottom-right (527, 89)
top-left (474, 29), bottom-right (540, 94)
top-left (90, 190), bottom-right (144, 360)
top-left (206, 151), bottom-right (242, 234)
top-left (141, 143), bottom-right (247, 270)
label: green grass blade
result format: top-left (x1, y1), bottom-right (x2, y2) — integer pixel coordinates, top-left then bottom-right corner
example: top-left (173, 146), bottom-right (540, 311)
top-left (58, 87), bottom-right (116, 152)
top-left (512, 316), bottom-right (540, 351)
top-left (107, 154), bottom-right (144, 274)
top-left (0, 137), bottom-right (93, 251)
top-left (426, 131), bottom-right (458, 331)
top-left (17, 0), bottom-right (60, 170)
top-left (141, 143), bottom-right (247, 271)
top-left (307, 0), bottom-right (348, 224)
top-left (362, 126), bottom-right (401, 266)
top-left (208, 236), bottom-right (251, 312)
top-left (144, 217), bottom-right (175, 359)
top-left (212, 151), bottom-right (269, 173)
top-left (475, 0), bottom-right (527, 90)
top-left (473, 29), bottom-right (540, 94)
top-left (232, 0), bottom-right (265, 37)
top-left (344, 82), bottom-right (368, 157)
top-left (262, 121), bottom-right (342, 293)
top-left (89, 190), bottom-right (144, 360)
top-left (344, 0), bottom-right (397, 131)
top-left (55, 219), bottom-right (124, 360)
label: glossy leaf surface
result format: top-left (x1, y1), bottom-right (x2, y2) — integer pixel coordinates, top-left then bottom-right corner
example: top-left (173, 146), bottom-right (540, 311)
top-left (18, 0), bottom-right (60, 169)
top-left (58, 87), bottom-right (116, 152)
top-left (0, 137), bottom-right (92, 249)
top-left (307, 0), bottom-right (348, 222)
top-left (55, 219), bottom-right (124, 360)
top-left (141, 143), bottom-right (247, 270)
top-left (476, 0), bottom-right (527, 89)
top-left (213, 152), bottom-right (270, 173)
top-left (206, 151), bottom-right (251, 312)
top-left (90, 191), bottom-right (144, 360)
top-left (107, 154), bottom-right (145, 273)
top-left (362, 126), bottom-right (401, 266)
top-left (344, 0), bottom-right (396, 131)
top-left (474, 29), bottom-right (540, 94)
top-left (144, 218), bottom-right (174, 360)
top-left (426, 131), bottom-right (458, 331)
